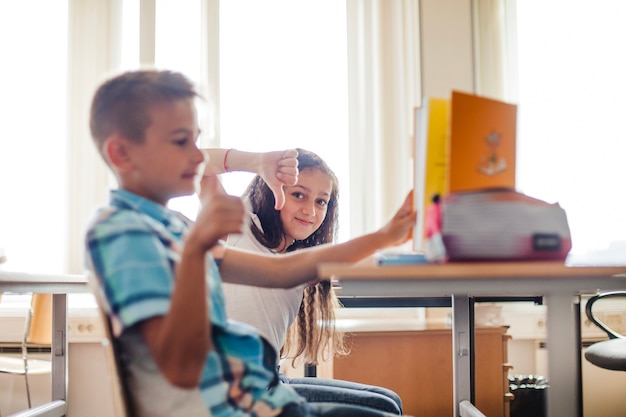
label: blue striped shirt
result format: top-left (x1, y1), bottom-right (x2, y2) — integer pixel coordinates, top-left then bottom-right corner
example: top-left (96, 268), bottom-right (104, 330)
top-left (85, 189), bottom-right (303, 417)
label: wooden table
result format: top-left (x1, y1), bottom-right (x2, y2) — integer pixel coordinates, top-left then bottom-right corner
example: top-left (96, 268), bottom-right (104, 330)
top-left (0, 271), bottom-right (89, 417)
top-left (319, 261), bottom-right (626, 417)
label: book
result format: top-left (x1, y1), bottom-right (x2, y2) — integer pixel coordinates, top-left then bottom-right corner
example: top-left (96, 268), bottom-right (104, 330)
top-left (378, 252), bottom-right (428, 265)
top-left (412, 97), bottom-right (450, 250)
top-left (448, 91), bottom-right (517, 193)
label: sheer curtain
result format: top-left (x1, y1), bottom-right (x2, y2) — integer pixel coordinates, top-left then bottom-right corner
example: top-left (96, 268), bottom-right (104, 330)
top-left (346, 0), bottom-right (421, 237)
top-left (472, 0), bottom-right (508, 100)
top-left (66, 0), bottom-right (124, 274)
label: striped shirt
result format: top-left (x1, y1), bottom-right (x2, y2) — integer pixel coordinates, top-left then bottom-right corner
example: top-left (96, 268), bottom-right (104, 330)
top-left (85, 189), bottom-right (303, 417)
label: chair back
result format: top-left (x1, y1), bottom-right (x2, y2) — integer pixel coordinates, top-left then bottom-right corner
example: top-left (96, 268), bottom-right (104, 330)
top-left (27, 294), bottom-right (52, 345)
top-left (87, 273), bottom-right (133, 417)
top-left (585, 291), bottom-right (626, 340)
top-left (96, 302), bottom-right (133, 417)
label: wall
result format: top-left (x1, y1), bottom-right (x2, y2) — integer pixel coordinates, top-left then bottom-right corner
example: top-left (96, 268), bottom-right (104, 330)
top-left (420, 0), bottom-right (474, 98)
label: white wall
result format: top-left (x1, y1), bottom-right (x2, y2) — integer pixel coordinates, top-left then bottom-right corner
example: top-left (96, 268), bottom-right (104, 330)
top-left (420, 0), bottom-right (474, 97)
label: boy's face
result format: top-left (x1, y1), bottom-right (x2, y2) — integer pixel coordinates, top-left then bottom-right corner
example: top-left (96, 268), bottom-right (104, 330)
top-left (121, 98), bottom-right (204, 205)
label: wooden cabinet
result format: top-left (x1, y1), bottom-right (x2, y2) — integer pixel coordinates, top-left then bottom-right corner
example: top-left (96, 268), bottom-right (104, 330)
top-left (332, 326), bottom-right (510, 417)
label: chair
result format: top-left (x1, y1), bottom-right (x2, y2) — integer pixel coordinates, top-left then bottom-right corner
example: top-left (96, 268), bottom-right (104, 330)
top-left (98, 310), bottom-right (133, 417)
top-left (584, 291), bottom-right (626, 371)
top-left (88, 274), bottom-right (133, 417)
top-left (0, 294), bottom-right (52, 410)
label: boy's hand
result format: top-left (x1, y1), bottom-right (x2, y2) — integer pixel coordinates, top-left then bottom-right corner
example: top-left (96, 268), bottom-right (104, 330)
top-left (198, 169), bottom-right (228, 203)
top-left (258, 149), bottom-right (299, 210)
top-left (377, 191), bottom-right (417, 247)
top-left (194, 174), bottom-right (246, 250)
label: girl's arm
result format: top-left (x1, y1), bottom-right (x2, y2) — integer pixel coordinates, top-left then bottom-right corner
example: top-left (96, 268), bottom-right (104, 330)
top-left (216, 191), bottom-right (416, 288)
top-left (202, 148), bottom-right (299, 209)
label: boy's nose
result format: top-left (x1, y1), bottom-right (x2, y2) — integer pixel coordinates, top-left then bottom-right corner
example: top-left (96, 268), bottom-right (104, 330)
top-left (193, 146), bottom-right (205, 164)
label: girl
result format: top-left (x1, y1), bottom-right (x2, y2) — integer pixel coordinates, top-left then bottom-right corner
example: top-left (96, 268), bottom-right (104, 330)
top-left (217, 148), bottom-right (403, 415)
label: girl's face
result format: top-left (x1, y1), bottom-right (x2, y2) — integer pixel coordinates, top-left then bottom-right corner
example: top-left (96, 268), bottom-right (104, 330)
top-left (279, 167), bottom-right (332, 250)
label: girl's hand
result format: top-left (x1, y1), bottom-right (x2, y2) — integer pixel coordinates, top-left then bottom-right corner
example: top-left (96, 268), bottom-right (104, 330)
top-left (377, 191), bottom-right (417, 247)
top-left (200, 148), bottom-right (299, 210)
top-left (258, 149), bottom-right (299, 210)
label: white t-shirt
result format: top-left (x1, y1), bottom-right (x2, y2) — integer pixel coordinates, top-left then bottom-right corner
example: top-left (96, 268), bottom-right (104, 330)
top-left (223, 214), bottom-right (306, 353)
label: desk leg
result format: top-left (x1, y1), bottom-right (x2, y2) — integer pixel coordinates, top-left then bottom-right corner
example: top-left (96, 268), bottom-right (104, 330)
top-left (452, 295), bottom-right (473, 417)
top-left (51, 294), bottom-right (68, 406)
top-left (545, 293), bottom-right (579, 417)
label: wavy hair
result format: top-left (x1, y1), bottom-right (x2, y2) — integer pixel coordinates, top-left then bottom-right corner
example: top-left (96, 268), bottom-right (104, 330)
top-left (244, 148), bottom-right (349, 366)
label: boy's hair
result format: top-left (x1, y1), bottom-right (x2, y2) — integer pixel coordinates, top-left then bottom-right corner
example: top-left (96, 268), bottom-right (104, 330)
top-left (243, 148), bottom-right (348, 366)
top-left (89, 70), bottom-right (198, 155)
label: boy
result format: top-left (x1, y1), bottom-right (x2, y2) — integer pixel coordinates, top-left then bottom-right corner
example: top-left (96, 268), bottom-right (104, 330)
top-left (85, 69), bottom-right (415, 417)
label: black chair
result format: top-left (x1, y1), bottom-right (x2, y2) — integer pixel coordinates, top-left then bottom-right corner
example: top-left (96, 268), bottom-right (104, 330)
top-left (584, 291), bottom-right (626, 371)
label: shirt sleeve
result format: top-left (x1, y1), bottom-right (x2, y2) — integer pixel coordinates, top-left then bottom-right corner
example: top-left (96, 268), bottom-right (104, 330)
top-left (87, 210), bottom-right (175, 329)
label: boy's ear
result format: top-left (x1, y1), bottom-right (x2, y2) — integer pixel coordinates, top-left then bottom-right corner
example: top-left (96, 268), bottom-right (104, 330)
top-left (104, 135), bottom-right (133, 172)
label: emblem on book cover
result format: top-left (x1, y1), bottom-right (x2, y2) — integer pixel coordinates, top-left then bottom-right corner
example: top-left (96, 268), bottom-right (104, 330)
top-left (477, 131), bottom-right (507, 176)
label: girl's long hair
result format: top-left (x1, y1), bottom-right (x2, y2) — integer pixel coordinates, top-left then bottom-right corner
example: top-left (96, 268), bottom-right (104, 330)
top-left (244, 148), bottom-right (348, 366)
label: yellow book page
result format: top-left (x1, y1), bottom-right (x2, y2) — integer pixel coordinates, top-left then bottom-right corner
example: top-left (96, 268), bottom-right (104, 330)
top-left (423, 98), bottom-right (450, 218)
top-left (448, 91), bottom-right (517, 193)
top-left (413, 97), bottom-right (450, 248)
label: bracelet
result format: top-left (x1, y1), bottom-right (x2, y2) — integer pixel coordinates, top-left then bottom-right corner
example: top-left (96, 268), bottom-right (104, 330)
top-left (223, 149), bottom-right (233, 172)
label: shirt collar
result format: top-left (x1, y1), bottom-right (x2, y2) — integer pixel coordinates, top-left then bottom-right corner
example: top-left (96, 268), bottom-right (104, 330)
top-left (110, 189), bottom-right (188, 234)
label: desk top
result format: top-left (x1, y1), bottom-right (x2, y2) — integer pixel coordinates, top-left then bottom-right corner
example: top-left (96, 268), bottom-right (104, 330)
top-left (320, 261), bottom-right (626, 280)
top-left (320, 261), bottom-right (626, 298)
top-left (0, 271), bottom-right (88, 293)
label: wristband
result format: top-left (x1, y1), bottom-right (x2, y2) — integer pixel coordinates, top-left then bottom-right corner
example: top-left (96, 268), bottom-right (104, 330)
top-left (223, 149), bottom-right (233, 172)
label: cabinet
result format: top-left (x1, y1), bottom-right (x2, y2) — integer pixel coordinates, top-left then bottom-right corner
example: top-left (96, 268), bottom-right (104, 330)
top-left (332, 326), bottom-right (511, 417)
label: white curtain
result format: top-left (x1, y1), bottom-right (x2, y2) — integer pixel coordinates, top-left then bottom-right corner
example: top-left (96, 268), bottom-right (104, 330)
top-left (346, 0), bottom-right (421, 236)
top-left (66, 0), bottom-right (123, 273)
top-left (200, 0), bottom-right (220, 148)
top-left (472, 0), bottom-right (518, 102)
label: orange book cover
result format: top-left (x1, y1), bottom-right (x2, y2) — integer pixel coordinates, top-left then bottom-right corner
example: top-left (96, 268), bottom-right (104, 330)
top-left (448, 91), bottom-right (517, 193)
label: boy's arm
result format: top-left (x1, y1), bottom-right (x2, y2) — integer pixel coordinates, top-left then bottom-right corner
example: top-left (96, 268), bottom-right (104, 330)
top-left (217, 191), bottom-right (416, 288)
top-left (202, 148), bottom-right (299, 209)
top-left (141, 177), bottom-right (246, 388)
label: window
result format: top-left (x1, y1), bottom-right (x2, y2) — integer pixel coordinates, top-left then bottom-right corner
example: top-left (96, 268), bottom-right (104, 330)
top-left (0, 1), bottom-right (412, 274)
top-left (218, 0), bottom-right (350, 242)
top-left (0, 2), bottom-right (68, 273)
top-left (513, 1), bottom-right (626, 263)
top-left (164, 0), bottom-right (351, 242)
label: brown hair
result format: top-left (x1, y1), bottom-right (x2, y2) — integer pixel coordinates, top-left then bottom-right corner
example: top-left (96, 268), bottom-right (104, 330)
top-left (89, 70), bottom-right (198, 156)
top-left (244, 148), bottom-right (349, 366)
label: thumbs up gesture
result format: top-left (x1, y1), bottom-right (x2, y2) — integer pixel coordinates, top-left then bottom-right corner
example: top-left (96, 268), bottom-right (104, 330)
top-left (195, 172), bottom-right (246, 250)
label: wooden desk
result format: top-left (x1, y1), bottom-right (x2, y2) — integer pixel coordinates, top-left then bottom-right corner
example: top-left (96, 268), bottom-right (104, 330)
top-left (319, 261), bottom-right (626, 417)
top-left (0, 271), bottom-right (89, 417)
